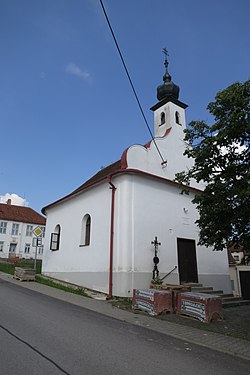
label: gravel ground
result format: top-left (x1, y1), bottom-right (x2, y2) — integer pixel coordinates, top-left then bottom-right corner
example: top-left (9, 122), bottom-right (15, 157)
top-left (111, 299), bottom-right (250, 341)
top-left (156, 305), bottom-right (250, 341)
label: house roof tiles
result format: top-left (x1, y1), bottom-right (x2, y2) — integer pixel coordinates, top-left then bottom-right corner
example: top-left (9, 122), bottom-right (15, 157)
top-left (0, 203), bottom-right (46, 225)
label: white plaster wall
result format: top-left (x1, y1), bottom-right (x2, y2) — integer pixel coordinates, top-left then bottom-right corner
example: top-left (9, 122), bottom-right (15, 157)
top-left (42, 171), bottom-right (231, 296)
top-left (129, 174), bottom-right (231, 293)
top-left (126, 101), bottom-right (203, 190)
top-left (154, 101), bottom-right (186, 137)
top-left (0, 220), bottom-right (45, 260)
top-left (42, 182), bottom-right (113, 293)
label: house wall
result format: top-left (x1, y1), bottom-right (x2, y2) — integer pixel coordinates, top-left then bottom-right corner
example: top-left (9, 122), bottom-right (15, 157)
top-left (42, 171), bottom-right (231, 297)
top-left (0, 220), bottom-right (45, 259)
top-left (111, 174), bottom-right (231, 296)
top-left (229, 265), bottom-right (250, 297)
top-left (126, 101), bottom-right (202, 190)
top-left (42, 183), bottom-right (113, 294)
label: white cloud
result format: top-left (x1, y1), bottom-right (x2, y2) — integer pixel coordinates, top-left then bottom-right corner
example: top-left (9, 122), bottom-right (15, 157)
top-left (0, 193), bottom-right (29, 207)
top-left (65, 63), bottom-right (91, 82)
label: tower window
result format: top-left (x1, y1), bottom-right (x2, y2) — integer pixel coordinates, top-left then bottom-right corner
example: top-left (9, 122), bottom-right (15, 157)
top-left (160, 112), bottom-right (165, 125)
top-left (175, 111), bottom-right (181, 125)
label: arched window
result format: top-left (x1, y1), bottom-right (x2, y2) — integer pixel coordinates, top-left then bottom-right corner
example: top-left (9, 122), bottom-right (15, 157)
top-left (175, 111), bottom-right (181, 125)
top-left (160, 112), bottom-right (165, 125)
top-left (80, 214), bottom-right (91, 246)
top-left (50, 224), bottom-right (61, 251)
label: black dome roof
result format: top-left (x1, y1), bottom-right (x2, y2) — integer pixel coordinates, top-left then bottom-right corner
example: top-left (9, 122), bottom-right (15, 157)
top-left (157, 53), bottom-right (180, 101)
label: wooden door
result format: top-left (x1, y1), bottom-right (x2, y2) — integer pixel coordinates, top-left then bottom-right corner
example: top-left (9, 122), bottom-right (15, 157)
top-left (177, 238), bottom-right (198, 284)
top-left (239, 271), bottom-right (250, 299)
top-left (9, 243), bottom-right (17, 258)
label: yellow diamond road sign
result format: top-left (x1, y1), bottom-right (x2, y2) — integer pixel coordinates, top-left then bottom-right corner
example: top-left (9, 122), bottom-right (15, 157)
top-left (33, 226), bottom-right (42, 237)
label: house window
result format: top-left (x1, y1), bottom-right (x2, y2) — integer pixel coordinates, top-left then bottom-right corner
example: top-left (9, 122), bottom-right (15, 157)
top-left (50, 224), bottom-right (61, 251)
top-left (24, 244), bottom-right (31, 254)
top-left (0, 241), bottom-right (4, 252)
top-left (26, 225), bottom-right (33, 236)
top-left (0, 222), bottom-right (7, 234)
top-left (40, 227), bottom-right (46, 238)
top-left (80, 214), bottom-right (91, 246)
top-left (160, 112), bottom-right (165, 125)
top-left (175, 111), bottom-right (181, 125)
top-left (11, 223), bottom-right (19, 236)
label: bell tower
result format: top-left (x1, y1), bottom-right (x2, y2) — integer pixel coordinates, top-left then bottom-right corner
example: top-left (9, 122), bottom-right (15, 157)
top-left (150, 49), bottom-right (188, 138)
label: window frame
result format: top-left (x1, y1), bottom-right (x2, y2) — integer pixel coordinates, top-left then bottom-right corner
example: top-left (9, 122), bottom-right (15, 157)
top-left (160, 111), bottom-right (165, 125)
top-left (11, 223), bottom-right (19, 236)
top-left (50, 225), bottom-right (61, 251)
top-left (26, 225), bottom-right (33, 236)
top-left (24, 243), bottom-right (31, 254)
top-left (0, 221), bottom-right (7, 234)
top-left (80, 214), bottom-right (91, 247)
top-left (175, 111), bottom-right (181, 125)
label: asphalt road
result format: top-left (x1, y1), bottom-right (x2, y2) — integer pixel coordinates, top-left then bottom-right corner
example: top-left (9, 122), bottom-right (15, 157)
top-left (0, 279), bottom-right (248, 375)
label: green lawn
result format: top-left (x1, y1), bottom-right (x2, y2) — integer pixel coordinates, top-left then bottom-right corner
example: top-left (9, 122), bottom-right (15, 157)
top-left (0, 259), bottom-right (42, 275)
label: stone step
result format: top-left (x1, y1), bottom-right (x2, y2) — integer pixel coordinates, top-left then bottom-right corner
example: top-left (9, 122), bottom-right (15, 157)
top-left (222, 296), bottom-right (244, 302)
top-left (190, 286), bottom-right (214, 292)
top-left (183, 283), bottom-right (203, 288)
top-left (185, 283), bottom-right (250, 308)
top-left (191, 288), bottom-right (224, 295)
top-left (222, 299), bottom-right (250, 308)
top-left (216, 293), bottom-right (234, 298)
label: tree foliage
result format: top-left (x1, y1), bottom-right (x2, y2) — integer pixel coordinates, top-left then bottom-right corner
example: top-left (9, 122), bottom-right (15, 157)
top-left (176, 80), bottom-right (250, 251)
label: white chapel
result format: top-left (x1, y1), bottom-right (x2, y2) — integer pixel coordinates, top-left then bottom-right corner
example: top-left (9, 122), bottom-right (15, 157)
top-left (42, 56), bottom-right (231, 297)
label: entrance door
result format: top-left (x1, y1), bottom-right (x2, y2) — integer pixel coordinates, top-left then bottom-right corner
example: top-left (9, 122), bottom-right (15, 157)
top-left (9, 243), bottom-right (17, 258)
top-left (177, 238), bottom-right (198, 284)
top-left (239, 271), bottom-right (250, 299)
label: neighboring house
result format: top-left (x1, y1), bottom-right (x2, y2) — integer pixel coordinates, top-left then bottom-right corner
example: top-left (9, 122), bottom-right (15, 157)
top-left (228, 246), bottom-right (250, 299)
top-left (42, 59), bottom-right (232, 297)
top-left (0, 200), bottom-right (46, 260)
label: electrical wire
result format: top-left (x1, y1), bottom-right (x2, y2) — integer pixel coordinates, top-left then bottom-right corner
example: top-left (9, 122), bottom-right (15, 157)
top-left (99, 0), bottom-right (166, 165)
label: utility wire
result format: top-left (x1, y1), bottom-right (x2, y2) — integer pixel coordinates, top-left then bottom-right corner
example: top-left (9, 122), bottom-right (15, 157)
top-left (99, 0), bottom-right (166, 165)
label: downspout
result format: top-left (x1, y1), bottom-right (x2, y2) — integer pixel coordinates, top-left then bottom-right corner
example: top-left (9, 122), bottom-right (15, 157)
top-left (107, 176), bottom-right (116, 300)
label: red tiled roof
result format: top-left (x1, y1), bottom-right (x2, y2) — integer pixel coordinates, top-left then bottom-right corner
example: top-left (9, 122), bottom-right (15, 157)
top-left (42, 160), bottom-right (122, 214)
top-left (72, 160), bottom-right (122, 194)
top-left (0, 203), bottom-right (46, 225)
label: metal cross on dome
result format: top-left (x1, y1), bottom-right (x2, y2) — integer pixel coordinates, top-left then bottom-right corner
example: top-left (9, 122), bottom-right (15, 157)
top-left (162, 47), bottom-right (169, 59)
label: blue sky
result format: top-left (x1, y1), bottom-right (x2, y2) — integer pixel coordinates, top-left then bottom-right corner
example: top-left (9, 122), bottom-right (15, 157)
top-left (0, 0), bottom-right (249, 213)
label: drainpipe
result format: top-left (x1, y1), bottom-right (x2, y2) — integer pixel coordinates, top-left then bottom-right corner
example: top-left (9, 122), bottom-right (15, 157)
top-left (107, 176), bottom-right (116, 300)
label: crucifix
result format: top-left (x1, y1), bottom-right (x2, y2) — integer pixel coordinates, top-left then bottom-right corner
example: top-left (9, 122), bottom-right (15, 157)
top-left (151, 236), bottom-right (161, 279)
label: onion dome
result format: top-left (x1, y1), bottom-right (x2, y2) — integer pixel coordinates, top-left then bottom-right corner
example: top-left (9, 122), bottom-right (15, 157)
top-left (157, 49), bottom-right (180, 101)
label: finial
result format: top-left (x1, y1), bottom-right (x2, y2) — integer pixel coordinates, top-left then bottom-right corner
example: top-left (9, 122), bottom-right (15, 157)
top-left (162, 48), bottom-right (169, 65)
top-left (156, 48), bottom-right (180, 101)
top-left (162, 48), bottom-right (171, 82)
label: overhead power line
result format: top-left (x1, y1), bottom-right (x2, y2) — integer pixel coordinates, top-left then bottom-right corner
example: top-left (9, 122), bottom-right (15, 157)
top-left (99, 0), bottom-right (166, 165)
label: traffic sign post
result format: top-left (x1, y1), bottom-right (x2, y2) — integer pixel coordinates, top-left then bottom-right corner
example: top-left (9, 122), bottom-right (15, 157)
top-left (32, 226), bottom-right (43, 271)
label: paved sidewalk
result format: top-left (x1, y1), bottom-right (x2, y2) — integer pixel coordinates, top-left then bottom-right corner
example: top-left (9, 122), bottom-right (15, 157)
top-left (1, 272), bottom-right (249, 361)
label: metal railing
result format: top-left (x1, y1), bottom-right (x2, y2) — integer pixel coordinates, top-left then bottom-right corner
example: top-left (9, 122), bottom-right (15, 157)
top-left (160, 265), bottom-right (177, 282)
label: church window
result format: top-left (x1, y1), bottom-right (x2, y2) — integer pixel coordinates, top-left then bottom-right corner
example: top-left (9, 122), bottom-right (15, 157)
top-left (80, 214), bottom-right (91, 246)
top-left (175, 111), bottom-right (181, 125)
top-left (160, 112), bottom-right (165, 125)
top-left (50, 224), bottom-right (61, 251)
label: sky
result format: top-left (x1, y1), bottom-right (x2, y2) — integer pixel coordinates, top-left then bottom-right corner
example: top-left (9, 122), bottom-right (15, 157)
top-left (0, 0), bottom-right (249, 213)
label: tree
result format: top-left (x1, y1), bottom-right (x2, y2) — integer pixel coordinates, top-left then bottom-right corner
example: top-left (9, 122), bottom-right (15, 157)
top-left (176, 79), bottom-right (250, 251)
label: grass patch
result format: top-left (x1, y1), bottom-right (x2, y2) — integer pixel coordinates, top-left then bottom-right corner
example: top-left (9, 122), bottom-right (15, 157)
top-left (35, 275), bottom-right (90, 297)
top-left (109, 297), bottom-right (132, 310)
top-left (0, 259), bottom-right (42, 275)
